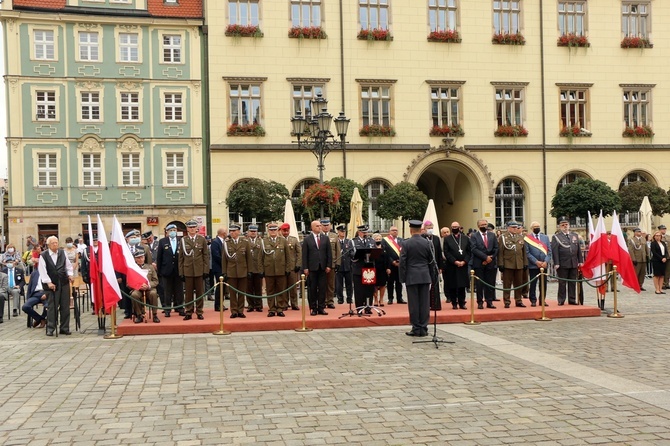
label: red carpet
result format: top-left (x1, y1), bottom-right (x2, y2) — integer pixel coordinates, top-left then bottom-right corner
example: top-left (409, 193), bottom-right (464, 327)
top-left (116, 300), bottom-right (601, 336)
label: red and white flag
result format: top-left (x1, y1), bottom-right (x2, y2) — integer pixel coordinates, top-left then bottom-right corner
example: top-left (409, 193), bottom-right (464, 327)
top-left (609, 211), bottom-right (641, 293)
top-left (582, 211), bottom-right (609, 294)
top-left (96, 215), bottom-right (122, 311)
top-left (87, 215), bottom-right (103, 313)
top-left (110, 215), bottom-right (149, 290)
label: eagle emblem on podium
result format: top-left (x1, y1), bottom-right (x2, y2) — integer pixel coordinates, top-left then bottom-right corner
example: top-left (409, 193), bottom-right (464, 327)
top-left (362, 267), bottom-right (376, 285)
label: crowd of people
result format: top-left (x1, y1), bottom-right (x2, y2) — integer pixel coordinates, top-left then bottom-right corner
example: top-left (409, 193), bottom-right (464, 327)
top-left (1, 215), bottom-right (665, 338)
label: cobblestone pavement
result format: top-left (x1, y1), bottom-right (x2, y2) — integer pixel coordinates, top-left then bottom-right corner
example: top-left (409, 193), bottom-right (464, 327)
top-left (0, 278), bottom-right (668, 445)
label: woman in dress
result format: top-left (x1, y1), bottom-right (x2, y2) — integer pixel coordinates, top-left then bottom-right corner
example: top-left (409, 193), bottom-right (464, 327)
top-left (649, 231), bottom-right (667, 294)
top-left (371, 233), bottom-right (390, 307)
top-left (64, 237), bottom-right (80, 278)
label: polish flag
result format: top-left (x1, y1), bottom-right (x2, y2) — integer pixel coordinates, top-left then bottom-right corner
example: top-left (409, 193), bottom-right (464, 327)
top-left (109, 216), bottom-right (149, 290)
top-left (582, 211), bottom-right (609, 294)
top-left (87, 215), bottom-right (103, 314)
top-left (96, 215), bottom-right (122, 311)
top-left (609, 211), bottom-right (641, 293)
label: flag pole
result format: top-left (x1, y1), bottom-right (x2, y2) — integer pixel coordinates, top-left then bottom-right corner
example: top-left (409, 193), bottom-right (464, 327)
top-left (608, 266), bottom-right (624, 318)
top-left (104, 304), bottom-right (123, 339)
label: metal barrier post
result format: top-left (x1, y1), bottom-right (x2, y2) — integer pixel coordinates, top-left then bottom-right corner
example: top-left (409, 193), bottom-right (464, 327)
top-left (608, 266), bottom-right (624, 318)
top-left (295, 274), bottom-right (313, 332)
top-left (464, 270), bottom-right (480, 325)
top-left (535, 268), bottom-right (551, 321)
top-left (103, 304), bottom-right (123, 339)
top-left (213, 276), bottom-right (231, 335)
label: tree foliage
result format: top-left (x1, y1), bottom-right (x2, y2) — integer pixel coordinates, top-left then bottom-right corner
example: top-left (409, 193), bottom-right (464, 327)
top-left (226, 178), bottom-right (290, 226)
top-left (325, 177), bottom-right (369, 224)
top-left (619, 181), bottom-right (668, 216)
top-left (376, 182), bottom-right (428, 223)
top-left (550, 178), bottom-right (621, 219)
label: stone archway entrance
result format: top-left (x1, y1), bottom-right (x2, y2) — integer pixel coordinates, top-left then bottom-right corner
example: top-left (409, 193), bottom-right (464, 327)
top-left (405, 144), bottom-right (493, 231)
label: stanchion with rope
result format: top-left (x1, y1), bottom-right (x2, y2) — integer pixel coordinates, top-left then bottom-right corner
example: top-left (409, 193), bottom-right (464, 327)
top-left (213, 276), bottom-right (231, 336)
top-left (295, 274), bottom-right (313, 332)
top-left (103, 304), bottom-right (123, 339)
top-left (608, 266), bottom-right (624, 318)
top-left (464, 270), bottom-right (480, 325)
top-left (535, 268), bottom-right (551, 322)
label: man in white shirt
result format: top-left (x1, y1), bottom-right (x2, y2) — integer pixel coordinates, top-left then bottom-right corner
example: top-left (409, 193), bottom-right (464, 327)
top-left (38, 236), bottom-right (74, 336)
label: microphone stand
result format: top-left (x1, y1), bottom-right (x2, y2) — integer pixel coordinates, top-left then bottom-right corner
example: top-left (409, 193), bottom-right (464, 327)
top-left (414, 252), bottom-right (453, 349)
top-left (339, 245), bottom-right (368, 318)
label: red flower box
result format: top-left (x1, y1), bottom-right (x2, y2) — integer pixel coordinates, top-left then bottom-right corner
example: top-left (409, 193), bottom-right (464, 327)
top-left (429, 124), bottom-right (465, 137)
top-left (557, 33), bottom-right (589, 47)
top-left (494, 125), bottom-right (528, 137)
top-left (427, 30), bottom-right (461, 43)
top-left (621, 36), bottom-right (652, 48)
top-left (357, 28), bottom-right (393, 41)
top-left (622, 125), bottom-right (654, 138)
top-left (225, 24), bottom-right (263, 38)
top-left (492, 32), bottom-right (525, 45)
top-left (359, 124), bottom-right (396, 137)
top-left (288, 26), bottom-right (327, 39)
top-left (227, 123), bottom-right (266, 136)
top-left (559, 125), bottom-right (591, 137)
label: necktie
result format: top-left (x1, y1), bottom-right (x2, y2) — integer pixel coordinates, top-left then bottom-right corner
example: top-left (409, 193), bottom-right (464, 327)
top-left (535, 234), bottom-right (539, 240)
top-left (483, 233), bottom-right (488, 249)
top-left (316, 235), bottom-right (320, 249)
top-left (9, 271), bottom-right (14, 288)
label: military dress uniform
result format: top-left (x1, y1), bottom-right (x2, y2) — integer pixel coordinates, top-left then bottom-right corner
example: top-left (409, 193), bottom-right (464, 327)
top-left (245, 228), bottom-right (264, 312)
top-left (178, 220), bottom-right (210, 319)
top-left (323, 220), bottom-right (338, 308)
top-left (497, 223), bottom-right (527, 308)
top-left (551, 222), bottom-right (584, 305)
top-left (281, 224), bottom-right (302, 311)
top-left (628, 229), bottom-right (650, 290)
top-left (335, 226), bottom-right (354, 304)
top-left (262, 225), bottom-right (290, 316)
top-left (130, 251), bottom-right (160, 323)
top-left (351, 227), bottom-right (376, 311)
top-left (222, 226), bottom-right (253, 318)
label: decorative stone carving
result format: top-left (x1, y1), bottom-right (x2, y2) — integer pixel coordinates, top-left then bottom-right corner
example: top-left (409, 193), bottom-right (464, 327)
top-left (117, 135), bottom-right (144, 152)
top-left (78, 136), bottom-right (104, 152)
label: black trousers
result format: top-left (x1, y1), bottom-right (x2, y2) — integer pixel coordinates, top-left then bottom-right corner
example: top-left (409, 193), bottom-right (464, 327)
top-left (387, 264), bottom-right (403, 302)
top-left (528, 268), bottom-right (548, 304)
top-left (335, 269), bottom-right (353, 302)
top-left (353, 274), bottom-right (374, 308)
top-left (475, 265), bottom-right (497, 304)
top-left (307, 269), bottom-right (327, 311)
top-left (407, 283), bottom-right (430, 334)
top-left (46, 282), bottom-right (70, 333)
top-left (556, 267), bottom-right (577, 304)
top-left (161, 273), bottom-right (183, 314)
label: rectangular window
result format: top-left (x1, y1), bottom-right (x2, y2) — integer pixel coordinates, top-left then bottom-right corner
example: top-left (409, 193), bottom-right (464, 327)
top-left (292, 84), bottom-right (323, 121)
top-left (361, 85), bottom-right (391, 126)
top-left (360, 0), bottom-right (390, 30)
top-left (291, 0), bottom-right (322, 28)
top-left (162, 34), bottom-right (181, 63)
top-left (79, 31), bottom-right (99, 61)
top-left (230, 84), bottom-right (261, 125)
top-left (493, 0), bottom-right (521, 34)
top-left (38, 153), bottom-right (58, 187)
top-left (34, 30), bottom-right (55, 60)
top-left (429, 0), bottom-right (458, 32)
top-left (431, 86), bottom-right (460, 127)
top-left (622, 2), bottom-right (650, 37)
top-left (165, 153), bottom-right (185, 186)
top-left (82, 153), bottom-right (101, 187)
top-left (36, 91), bottom-right (56, 121)
top-left (81, 92), bottom-right (100, 121)
top-left (120, 92), bottom-right (139, 121)
top-left (623, 89), bottom-right (650, 127)
top-left (559, 89), bottom-right (588, 129)
top-left (495, 88), bottom-right (524, 126)
top-left (229, 0), bottom-right (260, 26)
top-left (122, 153), bottom-right (141, 186)
top-left (119, 32), bottom-right (139, 62)
top-left (558, 1), bottom-right (586, 36)
top-left (164, 93), bottom-right (183, 121)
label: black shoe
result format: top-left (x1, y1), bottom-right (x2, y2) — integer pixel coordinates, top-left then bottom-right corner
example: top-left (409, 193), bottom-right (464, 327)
top-left (558, 302), bottom-right (564, 306)
top-left (504, 303), bottom-right (510, 308)
top-left (327, 304), bottom-right (336, 309)
top-left (164, 311), bottom-right (171, 318)
top-left (487, 304), bottom-right (496, 309)
top-left (0, 318), bottom-right (3, 323)
top-left (277, 312), bottom-right (285, 317)
top-left (387, 300), bottom-right (393, 305)
top-left (337, 299), bottom-right (344, 304)
top-left (493, 298), bottom-right (501, 301)
top-left (183, 314), bottom-right (192, 321)
top-left (531, 303), bottom-right (537, 307)
top-left (318, 310), bottom-right (329, 315)
top-left (477, 303), bottom-right (484, 309)
top-left (406, 331), bottom-right (419, 337)
top-left (13, 309), bottom-right (18, 317)
top-left (197, 314), bottom-right (204, 320)
top-left (124, 315), bottom-right (132, 319)
top-left (640, 287), bottom-right (646, 291)
top-left (310, 309), bottom-right (317, 316)
top-left (247, 308), bottom-right (255, 313)
top-left (237, 313), bottom-right (246, 318)
top-left (46, 331), bottom-right (54, 336)
top-left (178, 310), bottom-right (186, 317)
top-left (516, 302), bottom-right (526, 308)
top-left (291, 306), bottom-right (300, 311)
top-left (452, 305), bottom-right (458, 310)
top-left (231, 313), bottom-right (238, 319)
top-left (153, 316), bottom-right (161, 323)
top-left (364, 308), bottom-right (372, 314)
top-left (59, 330), bottom-right (71, 335)
top-left (397, 300), bottom-right (407, 304)
top-left (267, 311), bottom-right (276, 317)
top-left (568, 301), bottom-right (578, 305)
top-left (256, 308), bottom-right (264, 312)
top-left (418, 331), bottom-right (428, 337)
top-left (134, 317), bottom-right (143, 324)
top-left (459, 306), bottom-right (467, 310)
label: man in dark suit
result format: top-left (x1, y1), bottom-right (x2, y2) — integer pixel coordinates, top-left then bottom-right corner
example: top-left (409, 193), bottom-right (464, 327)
top-left (351, 224), bottom-right (376, 313)
top-left (3, 263), bottom-right (26, 317)
top-left (421, 221), bottom-right (443, 310)
top-left (302, 220), bottom-right (332, 315)
top-left (335, 224), bottom-right (354, 305)
top-left (210, 227), bottom-right (227, 311)
top-left (383, 226), bottom-right (405, 304)
top-left (22, 269), bottom-right (48, 328)
top-left (471, 219), bottom-right (499, 309)
top-left (155, 223), bottom-right (183, 318)
top-left (525, 221), bottom-right (552, 306)
top-left (551, 218), bottom-right (583, 305)
top-left (399, 220), bottom-right (434, 337)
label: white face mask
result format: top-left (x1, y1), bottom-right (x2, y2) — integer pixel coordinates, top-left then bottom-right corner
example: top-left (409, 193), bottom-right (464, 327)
top-left (426, 229), bottom-right (434, 235)
top-left (66, 243), bottom-right (73, 248)
top-left (129, 238), bottom-right (141, 246)
top-left (7, 248), bottom-right (14, 254)
top-left (168, 231), bottom-right (177, 239)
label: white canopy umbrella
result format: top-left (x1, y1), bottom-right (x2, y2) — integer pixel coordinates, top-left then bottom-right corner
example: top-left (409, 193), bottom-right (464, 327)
top-left (639, 195), bottom-right (653, 236)
top-left (422, 199), bottom-right (439, 230)
top-left (348, 187), bottom-right (364, 239)
top-left (282, 199), bottom-right (300, 239)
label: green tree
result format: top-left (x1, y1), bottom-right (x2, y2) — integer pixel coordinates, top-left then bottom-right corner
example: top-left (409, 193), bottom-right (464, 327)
top-left (324, 177), bottom-right (369, 224)
top-left (550, 178), bottom-right (621, 219)
top-left (376, 182), bottom-right (428, 226)
top-left (617, 181), bottom-right (668, 216)
top-left (226, 178), bottom-right (290, 226)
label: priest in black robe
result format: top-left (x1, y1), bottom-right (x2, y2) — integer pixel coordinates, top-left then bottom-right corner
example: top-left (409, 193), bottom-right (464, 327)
top-left (442, 221), bottom-right (472, 310)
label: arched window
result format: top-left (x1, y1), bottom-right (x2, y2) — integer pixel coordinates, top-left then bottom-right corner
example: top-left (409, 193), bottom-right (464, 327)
top-left (495, 178), bottom-right (524, 228)
top-left (365, 179), bottom-right (392, 232)
top-left (619, 171), bottom-right (650, 190)
top-left (556, 171), bottom-right (588, 192)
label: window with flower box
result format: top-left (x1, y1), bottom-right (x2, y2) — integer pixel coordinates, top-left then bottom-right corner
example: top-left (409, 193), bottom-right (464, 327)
top-left (229, 0), bottom-right (260, 26)
top-left (429, 83), bottom-right (464, 136)
top-left (493, 1), bottom-right (522, 36)
top-left (558, 85), bottom-right (591, 136)
top-left (359, 0), bottom-right (391, 39)
top-left (291, 82), bottom-right (325, 126)
top-left (558, 1), bottom-right (588, 46)
top-left (359, 81), bottom-right (395, 136)
top-left (429, 0), bottom-right (458, 35)
top-left (225, 78), bottom-right (266, 136)
top-left (622, 85), bottom-right (653, 137)
top-left (622, 2), bottom-right (651, 44)
top-left (493, 83), bottom-right (527, 136)
top-left (291, 0), bottom-right (321, 28)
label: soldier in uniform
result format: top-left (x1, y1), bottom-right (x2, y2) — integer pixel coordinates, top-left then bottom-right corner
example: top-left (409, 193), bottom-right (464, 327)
top-left (421, 221), bottom-right (442, 311)
top-left (399, 220), bottom-right (434, 337)
top-left (351, 225), bottom-right (376, 313)
top-left (279, 223), bottom-right (301, 311)
top-left (127, 229), bottom-right (152, 264)
top-left (497, 221), bottom-right (527, 308)
top-left (335, 224), bottom-right (354, 305)
top-left (551, 218), bottom-right (584, 305)
top-left (129, 250), bottom-right (160, 324)
top-left (210, 227), bottom-right (229, 311)
top-left (628, 227), bottom-right (650, 291)
top-left (222, 224), bottom-right (252, 318)
top-left (321, 218), bottom-right (338, 309)
top-left (156, 224), bottom-right (183, 317)
top-left (178, 219), bottom-right (210, 320)
top-left (262, 223), bottom-right (290, 317)
top-left (244, 225), bottom-right (264, 312)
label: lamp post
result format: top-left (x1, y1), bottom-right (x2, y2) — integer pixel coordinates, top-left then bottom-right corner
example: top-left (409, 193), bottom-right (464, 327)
top-left (291, 94), bottom-right (350, 217)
